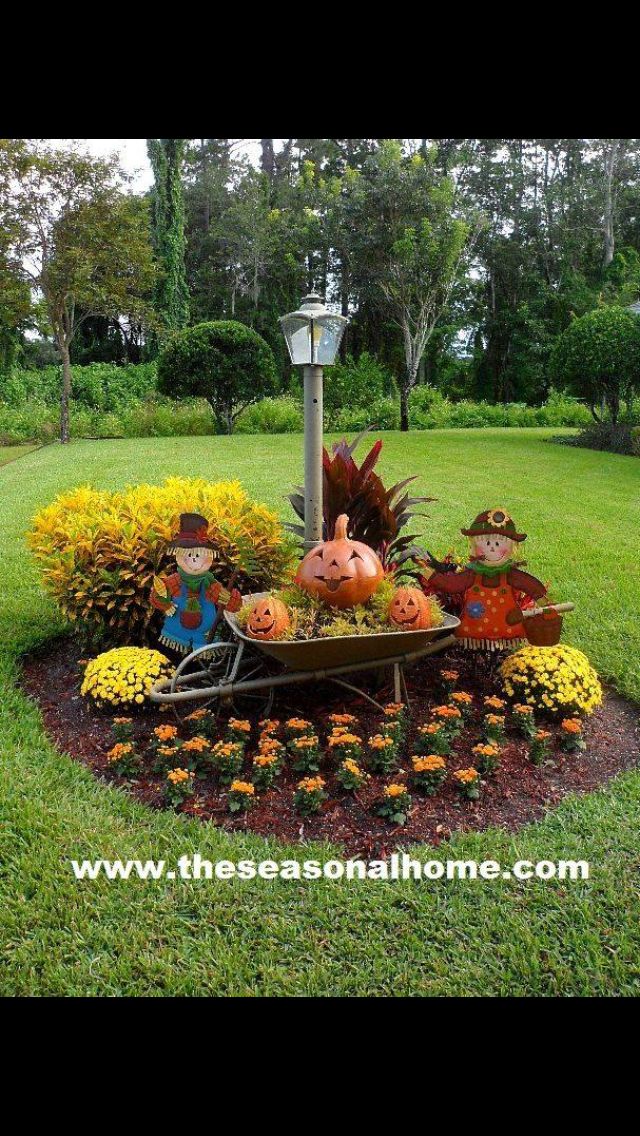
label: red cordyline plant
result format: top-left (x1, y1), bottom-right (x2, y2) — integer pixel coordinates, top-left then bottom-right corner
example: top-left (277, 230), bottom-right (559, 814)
top-left (287, 431), bottom-right (433, 571)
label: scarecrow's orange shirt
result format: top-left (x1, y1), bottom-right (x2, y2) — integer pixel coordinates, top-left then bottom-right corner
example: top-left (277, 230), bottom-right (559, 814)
top-left (430, 565), bottom-right (546, 642)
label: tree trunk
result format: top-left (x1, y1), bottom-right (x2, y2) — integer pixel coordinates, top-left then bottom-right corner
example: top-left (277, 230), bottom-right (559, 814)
top-left (59, 341), bottom-right (72, 444)
top-left (224, 404), bottom-right (234, 435)
top-left (260, 140), bottom-right (275, 179)
top-left (400, 380), bottom-right (410, 432)
top-left (603, 141), bottom-right (619, 270)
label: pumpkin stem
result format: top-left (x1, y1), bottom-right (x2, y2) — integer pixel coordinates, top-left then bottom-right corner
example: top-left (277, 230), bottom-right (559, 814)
top-left (334, 514), bottom-right (349, 540)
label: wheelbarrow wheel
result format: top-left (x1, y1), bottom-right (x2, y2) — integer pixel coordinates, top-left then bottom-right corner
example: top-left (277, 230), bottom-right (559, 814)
top-left (168, 642), bottom-right (237, 723)
top-left (168, 641), bottom-right (275, 722)
top-left (219, 645), bottom-right (276, 720)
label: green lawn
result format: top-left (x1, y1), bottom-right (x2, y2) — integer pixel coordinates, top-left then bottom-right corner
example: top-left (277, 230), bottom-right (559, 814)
top-left (1, 429), bottom-right (639, 996)
top-left (0, 444), bottom-right (38, 468)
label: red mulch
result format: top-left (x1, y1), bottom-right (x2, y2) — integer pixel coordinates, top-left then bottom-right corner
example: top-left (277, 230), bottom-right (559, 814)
top-left (20, 636), bottom-right (640, 856)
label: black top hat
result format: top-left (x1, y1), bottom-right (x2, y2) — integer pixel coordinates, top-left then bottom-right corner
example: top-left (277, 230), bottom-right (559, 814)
top-left (168, 513), bottom-right (215, 551)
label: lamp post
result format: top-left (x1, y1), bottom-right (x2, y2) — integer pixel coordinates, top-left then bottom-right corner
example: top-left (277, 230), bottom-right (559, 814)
top-left (280, 294), bottom-right (348, 548)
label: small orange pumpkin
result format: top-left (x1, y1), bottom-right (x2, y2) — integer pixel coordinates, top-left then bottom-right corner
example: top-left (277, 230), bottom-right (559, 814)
top-left (246, 596), bottom-right (290, 640)
top-left (295, 514), bottom-right (384, 609)
top-left (388, 586), bottom-right (434, 631)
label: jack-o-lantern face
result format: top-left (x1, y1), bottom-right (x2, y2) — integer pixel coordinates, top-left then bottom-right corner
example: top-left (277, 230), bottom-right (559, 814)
top-left (295, 514), bottom-right (384, 609)
top-left (388, 586), bottom-right (433, 631)
top-left (246, 596), bottom-right (290, 640)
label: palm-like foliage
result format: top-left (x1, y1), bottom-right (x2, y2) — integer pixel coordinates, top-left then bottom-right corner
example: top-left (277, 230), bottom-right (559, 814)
top-left (287, 431), bottom-right (433, 570)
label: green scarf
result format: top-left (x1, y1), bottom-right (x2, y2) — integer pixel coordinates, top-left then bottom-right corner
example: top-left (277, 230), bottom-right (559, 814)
top-left (468, 559), bottom-right (513, 579)
top-left (178, 568), bottom-right (216, 615)
top-left (178, 568), bottom-right (216, 591)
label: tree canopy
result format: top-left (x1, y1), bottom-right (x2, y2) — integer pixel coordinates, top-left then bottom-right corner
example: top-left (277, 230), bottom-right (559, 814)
top-left (157, 319), bottom-right (278, 433)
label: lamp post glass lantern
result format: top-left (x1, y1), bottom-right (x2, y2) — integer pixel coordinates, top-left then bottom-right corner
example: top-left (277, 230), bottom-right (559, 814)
top-left (280, 294), bottom-right (348, 548)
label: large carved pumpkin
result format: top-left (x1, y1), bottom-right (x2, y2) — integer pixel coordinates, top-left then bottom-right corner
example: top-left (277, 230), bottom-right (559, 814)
top-left (388, 586), bottom-right (434, 631)
top-left (295, 514), bottom-right (384, 609)
top-left (246, 596), bottom-right (290, 640)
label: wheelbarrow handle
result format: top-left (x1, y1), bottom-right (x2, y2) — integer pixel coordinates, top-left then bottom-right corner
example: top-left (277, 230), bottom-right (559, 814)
top-left (521, 602), bottom-right (575, 619)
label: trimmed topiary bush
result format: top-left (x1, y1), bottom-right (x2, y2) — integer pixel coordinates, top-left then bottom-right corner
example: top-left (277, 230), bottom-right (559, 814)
top-left (551, 306), bottom-right (640, 423)
top-left (157, 320), bottom-right (278, 434)
top-left (28, 478), bottom-right (296, 645)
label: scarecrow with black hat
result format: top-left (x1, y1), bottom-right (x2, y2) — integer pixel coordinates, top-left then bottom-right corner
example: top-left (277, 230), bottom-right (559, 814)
top-left (151, 513), bottom-right (242, 655)
top-left (425, 508), bottom-right (547, 650)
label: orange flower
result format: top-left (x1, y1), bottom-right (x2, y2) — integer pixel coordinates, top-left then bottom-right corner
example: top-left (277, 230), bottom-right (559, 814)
top-left (341, 758), bottom-right (364, 777)
top-left (328, 725), bottom-right (350, 737)
top-left (384, 782), bottom-right (407, 798)
top-left (513, 703), bottom-right (533, 715)
top-left (212, 740), bottom-right (242, 757)
top-left (185, 708), bottom-right (209, 722)
top-left (432, 705), bottom-right (461, 720)
top-left (292, 735), bottom-right (319, 750)
top-left (154, 724), bottom-right (178, 741)
top-left (442, 670), bottom-right (459, 681)
top-left (472, 743), bottom-right (500, 758)
top-left (328, 732), bottom-right (362, 747)
top-left (328, 712), bottom-right (358, 726)
top-left (113, 716), bottom-right (132, 725)
top-left (286, 717), bottom-right (313, 731)
top-left (258, 719), bottom-right (280, 734)
top-left (297, 776), bottom-right (325, 793)
top-left (418, 722), bottom-right (442, 736)
top-left (106, 742), bottom-right (133, 762)
top-left (534, 729), bottom-right (551, 741)
top-left (253, 752), bottom-right (278, 768)
top-left (258, 737), bottom-right (284, 755)
top-left (412, 754), bottom-right (446, 772)
top-left (484, 713), bottom-right (505, 726)
top-left (230, 780), bottom-right (255, 795)
top-left (228, 718), bottom-right (251, 733)
top-left (383, 702), bottom-right (405, 717)
top-left (182, 736), bottom-right (209, 753)
top-left (561, 718), bottom-right (582, 735)
top-left (368, 734), bottom-right (394, 750)
top-left (453, 767), bottom-right (479, 785)
top-left (451, 691), bottom-right (473, 705)
top-left (484, 696), bottom-right (506, 711)
top-left (166, 767), bottom-right (192, 785)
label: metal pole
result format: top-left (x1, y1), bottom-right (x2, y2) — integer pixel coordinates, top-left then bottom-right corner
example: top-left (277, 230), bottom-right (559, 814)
top-left (303, 362), bottom-right (323, 549)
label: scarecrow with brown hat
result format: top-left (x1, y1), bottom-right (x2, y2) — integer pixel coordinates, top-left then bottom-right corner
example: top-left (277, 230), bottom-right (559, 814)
top-left (425, 508), bottom-right (547, 650)
top-left (150, 513), bottom-right (242, 655)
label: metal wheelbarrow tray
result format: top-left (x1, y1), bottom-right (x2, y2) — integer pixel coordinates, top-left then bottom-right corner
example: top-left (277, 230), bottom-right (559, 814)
top-left (226, 605), bottom-right (459, 670)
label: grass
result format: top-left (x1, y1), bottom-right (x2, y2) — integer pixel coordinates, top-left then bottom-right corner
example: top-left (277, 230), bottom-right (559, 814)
top-left (0, 443), bottom-right (38, 468)
top-left (1, 428), bottom-right (639, 996)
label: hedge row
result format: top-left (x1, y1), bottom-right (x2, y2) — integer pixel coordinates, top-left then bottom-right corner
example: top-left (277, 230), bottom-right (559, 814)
top-left (0, 390), bottom-right (594, 445)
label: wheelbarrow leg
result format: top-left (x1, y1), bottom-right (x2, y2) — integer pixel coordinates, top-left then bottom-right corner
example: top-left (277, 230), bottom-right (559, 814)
top-left (393, 663), bottom-right (402, 704)
top-left (328, 677), bottom-right (387, 712)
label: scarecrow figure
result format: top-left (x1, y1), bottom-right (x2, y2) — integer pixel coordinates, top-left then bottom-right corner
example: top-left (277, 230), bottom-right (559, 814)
top-left (424, 508), bottom-right (547, 651)
top-left (151, 513), bottom-right (241, 655)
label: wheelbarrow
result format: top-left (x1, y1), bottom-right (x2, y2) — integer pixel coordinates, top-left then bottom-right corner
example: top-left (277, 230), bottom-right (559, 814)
top-left (150, 593), bottom-right (460, 718)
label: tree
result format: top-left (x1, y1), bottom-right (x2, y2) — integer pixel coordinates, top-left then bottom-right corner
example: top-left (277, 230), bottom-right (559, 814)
top-left (157, 320), bottom-right (277, 433)
top-left (552, 306), bottom-right (640, 423)
top-left (344, 141), bottom-right (479, 429)
top-left (0, 140), bottom-right (156, 441)
top-left (147, 139), bottom-right (190, 342)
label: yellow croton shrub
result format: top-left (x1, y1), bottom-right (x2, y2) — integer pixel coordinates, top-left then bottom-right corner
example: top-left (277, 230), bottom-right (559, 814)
top-left (28, 477), bottom-right (296, 645)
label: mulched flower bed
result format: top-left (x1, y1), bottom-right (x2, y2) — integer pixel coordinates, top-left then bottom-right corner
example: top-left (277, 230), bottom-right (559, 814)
top-left (20, 636), bottom-right (640, 855)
